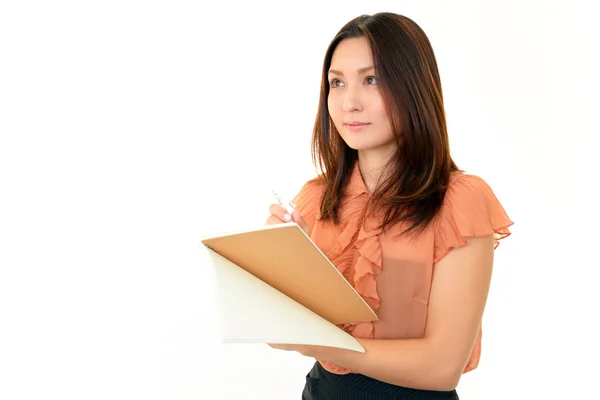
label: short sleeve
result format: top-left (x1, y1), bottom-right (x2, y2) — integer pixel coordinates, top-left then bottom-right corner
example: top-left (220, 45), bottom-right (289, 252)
top-left (433, 173), bottom-right (514, 263)
top-left (292, 177), bottom-right (325, 231)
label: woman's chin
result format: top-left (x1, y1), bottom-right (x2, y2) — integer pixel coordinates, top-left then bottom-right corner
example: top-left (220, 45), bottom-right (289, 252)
top-left (343, 140), bottom-right (385, 152)
top-left (340, 136), bottom-right (373, 151)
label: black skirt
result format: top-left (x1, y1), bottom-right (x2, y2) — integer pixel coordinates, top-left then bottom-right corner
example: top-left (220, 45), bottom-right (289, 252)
top-left (302, 361), bottom-right (459, 400)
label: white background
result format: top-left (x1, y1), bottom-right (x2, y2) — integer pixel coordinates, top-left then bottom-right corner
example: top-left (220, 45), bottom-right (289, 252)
top-left (1, 1), bottom-right (599, 399)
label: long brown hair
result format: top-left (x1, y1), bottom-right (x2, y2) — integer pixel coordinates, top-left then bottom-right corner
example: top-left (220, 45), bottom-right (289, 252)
top-left (311, 12), bottom-right (459, 236)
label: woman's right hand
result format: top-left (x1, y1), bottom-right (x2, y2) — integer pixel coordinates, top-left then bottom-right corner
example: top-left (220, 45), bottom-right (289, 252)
top-left (266, 204), bottom-right (310, 237)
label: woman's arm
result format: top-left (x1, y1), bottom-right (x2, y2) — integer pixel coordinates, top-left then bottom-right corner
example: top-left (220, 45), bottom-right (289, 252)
top-left (271, 234), bottom-right (494, 391)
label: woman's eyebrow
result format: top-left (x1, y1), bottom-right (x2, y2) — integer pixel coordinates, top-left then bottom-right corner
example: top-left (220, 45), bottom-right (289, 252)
top-left (328, 66), bottom-right (375, 76)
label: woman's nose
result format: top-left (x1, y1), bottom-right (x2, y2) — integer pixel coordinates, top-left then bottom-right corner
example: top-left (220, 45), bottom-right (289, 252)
top-left (342, 86), bottom-right (364, 112)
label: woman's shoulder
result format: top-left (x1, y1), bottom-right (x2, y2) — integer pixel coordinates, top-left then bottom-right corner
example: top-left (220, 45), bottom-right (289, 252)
top-left (444, 171), bottom-right (509, 208)
top-left (294, 175), bottom-right (326, 203)
top-left (293, 175), bottom-right (327, 227)
top-left (433, 171), bottom-right (514, 262)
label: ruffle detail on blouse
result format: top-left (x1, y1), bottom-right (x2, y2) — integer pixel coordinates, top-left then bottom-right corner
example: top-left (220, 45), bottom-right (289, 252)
top-left (320, 202), bottom-right (383, 374)
top-left (317, 175), bottom-right (383, 374)
top-left (433, 173), bottom-right (514, 263)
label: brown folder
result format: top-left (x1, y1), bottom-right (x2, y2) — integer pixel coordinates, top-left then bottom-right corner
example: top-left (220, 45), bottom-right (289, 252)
top-left (201, 223), bottom-right (378, 326)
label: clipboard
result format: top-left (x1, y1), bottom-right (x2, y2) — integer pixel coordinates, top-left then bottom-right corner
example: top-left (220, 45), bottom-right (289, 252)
top-left (200, 222), bottom-right (377, 352)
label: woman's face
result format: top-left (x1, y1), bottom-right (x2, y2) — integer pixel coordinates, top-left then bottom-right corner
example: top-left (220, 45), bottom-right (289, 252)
top-left (327, 37), bottom-right (396, 155)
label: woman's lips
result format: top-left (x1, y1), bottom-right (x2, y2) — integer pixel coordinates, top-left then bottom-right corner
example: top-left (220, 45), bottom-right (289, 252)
top-left (344, 122), bottom-right (370, 131)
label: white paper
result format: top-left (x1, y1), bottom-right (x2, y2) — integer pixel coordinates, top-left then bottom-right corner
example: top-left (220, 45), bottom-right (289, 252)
top-left (204, 247), bottom-right (365, 353)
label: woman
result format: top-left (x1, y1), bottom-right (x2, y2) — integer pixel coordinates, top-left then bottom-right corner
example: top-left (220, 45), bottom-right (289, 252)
top-left (266, 12), bottom-right (513, 399)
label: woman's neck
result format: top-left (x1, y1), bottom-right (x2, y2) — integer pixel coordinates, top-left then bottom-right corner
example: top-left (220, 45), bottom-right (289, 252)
top-left (357, 148), bottom-right (396, 193)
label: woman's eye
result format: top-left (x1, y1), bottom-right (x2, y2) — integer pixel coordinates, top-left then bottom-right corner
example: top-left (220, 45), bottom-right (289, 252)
top-left (365, 76), bottom-right (377, 85)
top-left (330, 79), bottom-right (344, 88)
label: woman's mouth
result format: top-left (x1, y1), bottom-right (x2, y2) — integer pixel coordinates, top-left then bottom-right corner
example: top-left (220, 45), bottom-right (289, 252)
top-left (344, 121), bottom-right (370, 131)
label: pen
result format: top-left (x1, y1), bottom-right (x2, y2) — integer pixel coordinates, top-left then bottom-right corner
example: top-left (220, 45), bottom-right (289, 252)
top-left (271, 189), bottom-right (296, 216)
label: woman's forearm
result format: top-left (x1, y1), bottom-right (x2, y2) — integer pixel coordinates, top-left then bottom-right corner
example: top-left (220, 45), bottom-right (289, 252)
top-left (306, 337), bottom-right (463, 391)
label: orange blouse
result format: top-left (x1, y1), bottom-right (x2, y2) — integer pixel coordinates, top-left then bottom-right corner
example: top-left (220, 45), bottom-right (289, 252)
top-left (292, 162), bottom-right (513, 375)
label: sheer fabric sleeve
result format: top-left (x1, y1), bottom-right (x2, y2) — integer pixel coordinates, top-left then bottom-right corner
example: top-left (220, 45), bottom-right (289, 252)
top-left (434, 174), bottom-right (514, 263)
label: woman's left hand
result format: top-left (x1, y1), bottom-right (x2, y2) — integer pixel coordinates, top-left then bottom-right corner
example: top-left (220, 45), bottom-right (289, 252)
top-left (267, 343), bottom-right (319, 357)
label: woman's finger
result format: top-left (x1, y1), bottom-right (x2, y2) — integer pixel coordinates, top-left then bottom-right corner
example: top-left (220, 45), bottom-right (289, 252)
top-left (291, 209), bottom-right (310, 236)
top-left (268, 203), bottom-right (292, 222)
top-left (265, 215), bottom-right (284, 225)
